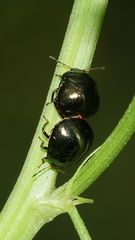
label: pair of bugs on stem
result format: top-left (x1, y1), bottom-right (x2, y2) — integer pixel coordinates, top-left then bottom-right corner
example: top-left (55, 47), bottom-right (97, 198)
top-left (34, 57), bottom-right (103, 177)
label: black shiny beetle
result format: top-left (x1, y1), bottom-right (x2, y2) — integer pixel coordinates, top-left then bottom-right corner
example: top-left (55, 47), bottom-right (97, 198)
top-left (33, 117), bottom-right (94, 176)
top-left (33, 57), bottom-right (103, 176)
top-left (49, 56), bottom-right (101, 118)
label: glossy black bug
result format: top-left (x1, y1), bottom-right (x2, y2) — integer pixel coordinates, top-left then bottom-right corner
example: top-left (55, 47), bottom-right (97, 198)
top-left (33, 117), bottom-right (94, 176)
top-left (49, 56), bottom-right (101, 118)
top-left (33, 57), bottom-right (103, 177)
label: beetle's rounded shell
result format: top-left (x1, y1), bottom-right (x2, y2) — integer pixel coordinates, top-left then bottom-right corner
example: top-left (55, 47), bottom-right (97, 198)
top-left (54, 70), bottom-right (100, 118)
top-left (47, 118), bottom-right (94, 167)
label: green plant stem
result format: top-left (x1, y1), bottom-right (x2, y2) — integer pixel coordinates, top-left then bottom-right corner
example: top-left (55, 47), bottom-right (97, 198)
top-left (59, 0), bottom-right (108, 70)
top-left (0, 0), bottom-right (108, 239)
top-left (68, 206), bottom-right (92, 240)
top-left (72, 96), bottom-right (135, 196)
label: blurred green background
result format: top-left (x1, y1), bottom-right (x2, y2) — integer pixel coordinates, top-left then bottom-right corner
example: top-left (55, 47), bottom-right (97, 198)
top-left (0, 1), bottom-right (135, 239)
